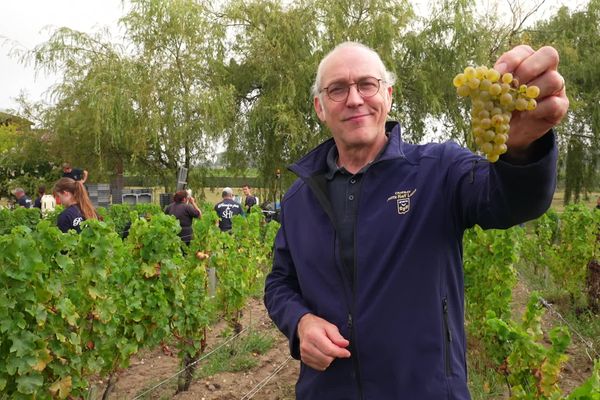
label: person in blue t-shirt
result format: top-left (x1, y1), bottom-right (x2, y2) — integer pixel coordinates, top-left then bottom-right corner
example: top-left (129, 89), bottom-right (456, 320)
top-left (242, 184), bottom-right (259, 213)
top-left (214, 187), bottom-right (243, 232)
top-left (53, 178), bottom-right (97, 233)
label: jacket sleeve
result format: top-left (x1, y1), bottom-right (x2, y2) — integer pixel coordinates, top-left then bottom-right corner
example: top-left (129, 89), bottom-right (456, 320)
top-left (264, 215), bottom-right (312, 359)
top-left (450, 131), bottom-right (558, 230)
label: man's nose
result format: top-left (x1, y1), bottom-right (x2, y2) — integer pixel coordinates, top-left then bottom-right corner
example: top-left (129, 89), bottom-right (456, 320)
top-left (345, 84), bottom-right (364, 106)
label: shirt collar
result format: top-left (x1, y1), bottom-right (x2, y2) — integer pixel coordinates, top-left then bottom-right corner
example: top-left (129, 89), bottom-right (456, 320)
top-left (325, 132), bottom-right (391, 180)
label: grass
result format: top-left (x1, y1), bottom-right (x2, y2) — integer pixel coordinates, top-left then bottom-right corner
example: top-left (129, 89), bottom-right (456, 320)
top-left (516, 260), bottom-right (600, 362)
top-left (467, 337), bottom-right (507, 399)
top-left (550, 189), bottom-right (600, 213)
top-left (196, 329), bottom-right (275, 378)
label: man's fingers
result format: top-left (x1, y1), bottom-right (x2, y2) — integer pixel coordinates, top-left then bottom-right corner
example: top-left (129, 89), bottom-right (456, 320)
top-left (310, 330), bottom-right (350, 359)
top-left (495, 46), bottom-right (560, 85)
top-left (303, 341), bottom-right (335, 370)
top-left (323, 325), bottom-right (351, 356)
top-left (297, 314), bottom-right (352, 371)
top-left (524, 70), bottom-right (565, 99)
top-left (512, 46), bottom-right (560, 84)
top-left (494, 45), bottom-right (535, 75)
top-left (527, 94), bottom-right (569, 126)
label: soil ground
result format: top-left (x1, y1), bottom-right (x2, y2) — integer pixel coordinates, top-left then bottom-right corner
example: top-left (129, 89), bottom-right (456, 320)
top-left (103, 297), bottom-right (299, 400)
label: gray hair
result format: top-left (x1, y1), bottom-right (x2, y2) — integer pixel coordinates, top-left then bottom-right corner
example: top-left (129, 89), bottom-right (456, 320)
top-left (311, 42), bottom-right (397, 98)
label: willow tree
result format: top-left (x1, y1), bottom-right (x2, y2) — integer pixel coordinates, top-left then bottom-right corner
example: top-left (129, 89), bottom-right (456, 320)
top-left (215, 0), bottom-right (320, 198)
top-left (21, 27), bottom-right (144, 187)
top-left (121, 0), bottom-right (236, 188)
top-left (218, 0), bottom-right (417, 194)
top-left (524, 0), bottom-right (600, 203)
top-left (24, 0), bottom-right (235, 190)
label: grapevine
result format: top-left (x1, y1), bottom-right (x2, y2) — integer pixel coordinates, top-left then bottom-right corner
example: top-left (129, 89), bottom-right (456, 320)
top-left (453, 66), bottom-right (540, 162)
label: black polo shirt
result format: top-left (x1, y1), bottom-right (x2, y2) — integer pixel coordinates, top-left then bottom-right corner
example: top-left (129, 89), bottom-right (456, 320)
top-left (325, 136), bottom-right (390, 282)
top-left (63, 168), bottom-right (85, 181)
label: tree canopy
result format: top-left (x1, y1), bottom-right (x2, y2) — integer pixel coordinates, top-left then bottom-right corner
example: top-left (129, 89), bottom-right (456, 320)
top-left (5, 0), bottom-right (597, 201)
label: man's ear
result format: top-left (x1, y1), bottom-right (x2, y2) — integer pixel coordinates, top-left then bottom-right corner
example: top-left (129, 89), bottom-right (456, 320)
top-left (386, 85), bottom-right (393, 112)
top-left (314, 96), bottom-right (326, 122)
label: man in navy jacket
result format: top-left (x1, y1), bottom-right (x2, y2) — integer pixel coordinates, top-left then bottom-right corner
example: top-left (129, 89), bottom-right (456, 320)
top-left (264, 42), bottom-right (568, 399)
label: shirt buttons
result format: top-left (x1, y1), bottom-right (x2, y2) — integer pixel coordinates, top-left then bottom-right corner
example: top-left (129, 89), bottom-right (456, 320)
top-left (350, 178), bottom-right (356, 184)
top-left (348, 195), bottom-right (354, 201)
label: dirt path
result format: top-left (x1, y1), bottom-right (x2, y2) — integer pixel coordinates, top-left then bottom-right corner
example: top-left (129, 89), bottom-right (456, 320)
top-left (105, 297), bottom-right (299, 400)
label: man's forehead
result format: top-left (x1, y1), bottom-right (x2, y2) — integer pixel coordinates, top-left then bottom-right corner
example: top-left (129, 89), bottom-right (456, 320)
top-left (320, 47), bottom-right (381, 82)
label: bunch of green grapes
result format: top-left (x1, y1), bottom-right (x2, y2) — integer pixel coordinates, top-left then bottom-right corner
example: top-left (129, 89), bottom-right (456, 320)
top-left (453, 66), bottom-right (540, 162)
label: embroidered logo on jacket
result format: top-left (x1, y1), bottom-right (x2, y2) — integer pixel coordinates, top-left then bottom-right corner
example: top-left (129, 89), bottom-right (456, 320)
top-left (386, 189), bottom-right (417, 215)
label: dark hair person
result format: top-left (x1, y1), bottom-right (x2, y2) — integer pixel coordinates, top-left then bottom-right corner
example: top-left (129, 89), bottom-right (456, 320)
top-left (164, 190), bottom-right (201, 245)
top-left (53, 177), bottom-right (97, 233)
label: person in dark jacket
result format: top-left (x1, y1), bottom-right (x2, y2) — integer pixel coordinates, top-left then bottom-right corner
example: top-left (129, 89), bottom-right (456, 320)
top-left (12, 188), bottom-right (32, 208)
top-left (164, 190), bottom-right (201, 245)
top-left (264, 42), bottom-right (568, 399)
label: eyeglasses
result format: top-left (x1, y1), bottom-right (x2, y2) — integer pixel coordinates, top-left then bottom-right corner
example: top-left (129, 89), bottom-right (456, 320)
top-left (320, 77), bottom-right (384, 102)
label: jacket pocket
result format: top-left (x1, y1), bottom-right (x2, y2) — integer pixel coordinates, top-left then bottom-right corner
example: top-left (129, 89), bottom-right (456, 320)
top-left (442, 297), bottom-right (453, 376)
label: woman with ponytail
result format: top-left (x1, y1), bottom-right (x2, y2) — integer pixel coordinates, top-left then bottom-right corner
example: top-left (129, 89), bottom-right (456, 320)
top-left (53, 178), bottom-right (97, 233)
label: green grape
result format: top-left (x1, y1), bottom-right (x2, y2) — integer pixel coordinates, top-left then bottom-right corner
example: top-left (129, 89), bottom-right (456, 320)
top-left (489, 83), bottom-right (502, 96)
top-left (494, 134), bottom-right (508, 145)
top-left (464, 66), bottom-right (476, 80)
top-left (526, 86), bottom-right (540, 98)
top-left (515, 98), bottom-right (528, 111)
top-left (453, 65), bottom-right (540, 162)
top-left (501, 73), bottom-right (513, 84)
top-left (457, 85), bottom-right (470, 97)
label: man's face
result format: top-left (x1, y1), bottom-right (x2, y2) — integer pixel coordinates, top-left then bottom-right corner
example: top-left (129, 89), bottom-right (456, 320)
top-left (242, 186), bottom-right (250, 195)
top-left (14, 191), bottom-right (23, 199)
top-left (314, 47), bottom-right (392, 150)
top-left (63, 167), bottom-right (72, 174)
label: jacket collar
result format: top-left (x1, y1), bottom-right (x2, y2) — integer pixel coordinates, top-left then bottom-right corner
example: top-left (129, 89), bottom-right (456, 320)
top-left (289, 121), bottom-right (407, 179)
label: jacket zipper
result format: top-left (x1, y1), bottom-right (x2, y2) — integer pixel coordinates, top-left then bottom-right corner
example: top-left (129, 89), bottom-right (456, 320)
top-left (350, 182), bottom-right (364, 400)
top-left (442, 297), bottom-right (453, 376)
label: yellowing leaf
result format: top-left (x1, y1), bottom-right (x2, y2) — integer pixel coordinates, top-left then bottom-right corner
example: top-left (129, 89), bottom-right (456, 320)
top-left (31, 359), bottom-right (48, 372)
top-left (88, 286), bottom-right (101, 300)
top-left (141, 262), bottom-right (156, 278)
top-left (31, 348), bottom-right (52, 371)
top-left (49, 376), bottom-right (72, 399)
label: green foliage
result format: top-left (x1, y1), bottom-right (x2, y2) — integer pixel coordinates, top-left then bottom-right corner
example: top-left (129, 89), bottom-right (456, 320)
top-left (486, 293), bottom-right (572, 399)
top-left (10, 0), bottom-right (597, 200)
top-left (522, 204), bottom-right (600, 307)
top-left (0, 208), bottom-right (41, 234)
top-left (464, 225), bottom-right (523, 336)
top-left (0, 203), bottom-right (276, 398)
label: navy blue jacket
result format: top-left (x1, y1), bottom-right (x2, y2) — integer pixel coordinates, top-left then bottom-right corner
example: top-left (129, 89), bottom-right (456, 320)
top-left (264, 121), bottom-right (557, 399)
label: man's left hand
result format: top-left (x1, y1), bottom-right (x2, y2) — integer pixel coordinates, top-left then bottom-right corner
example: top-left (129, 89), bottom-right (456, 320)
top-left (494, 45), bottom-right (569, 155)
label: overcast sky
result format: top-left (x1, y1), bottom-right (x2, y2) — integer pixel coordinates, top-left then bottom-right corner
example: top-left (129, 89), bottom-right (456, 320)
top-left (0, 0), bottom-right (587, 114)
top-left (0, 0), bottom-right (125, 113)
